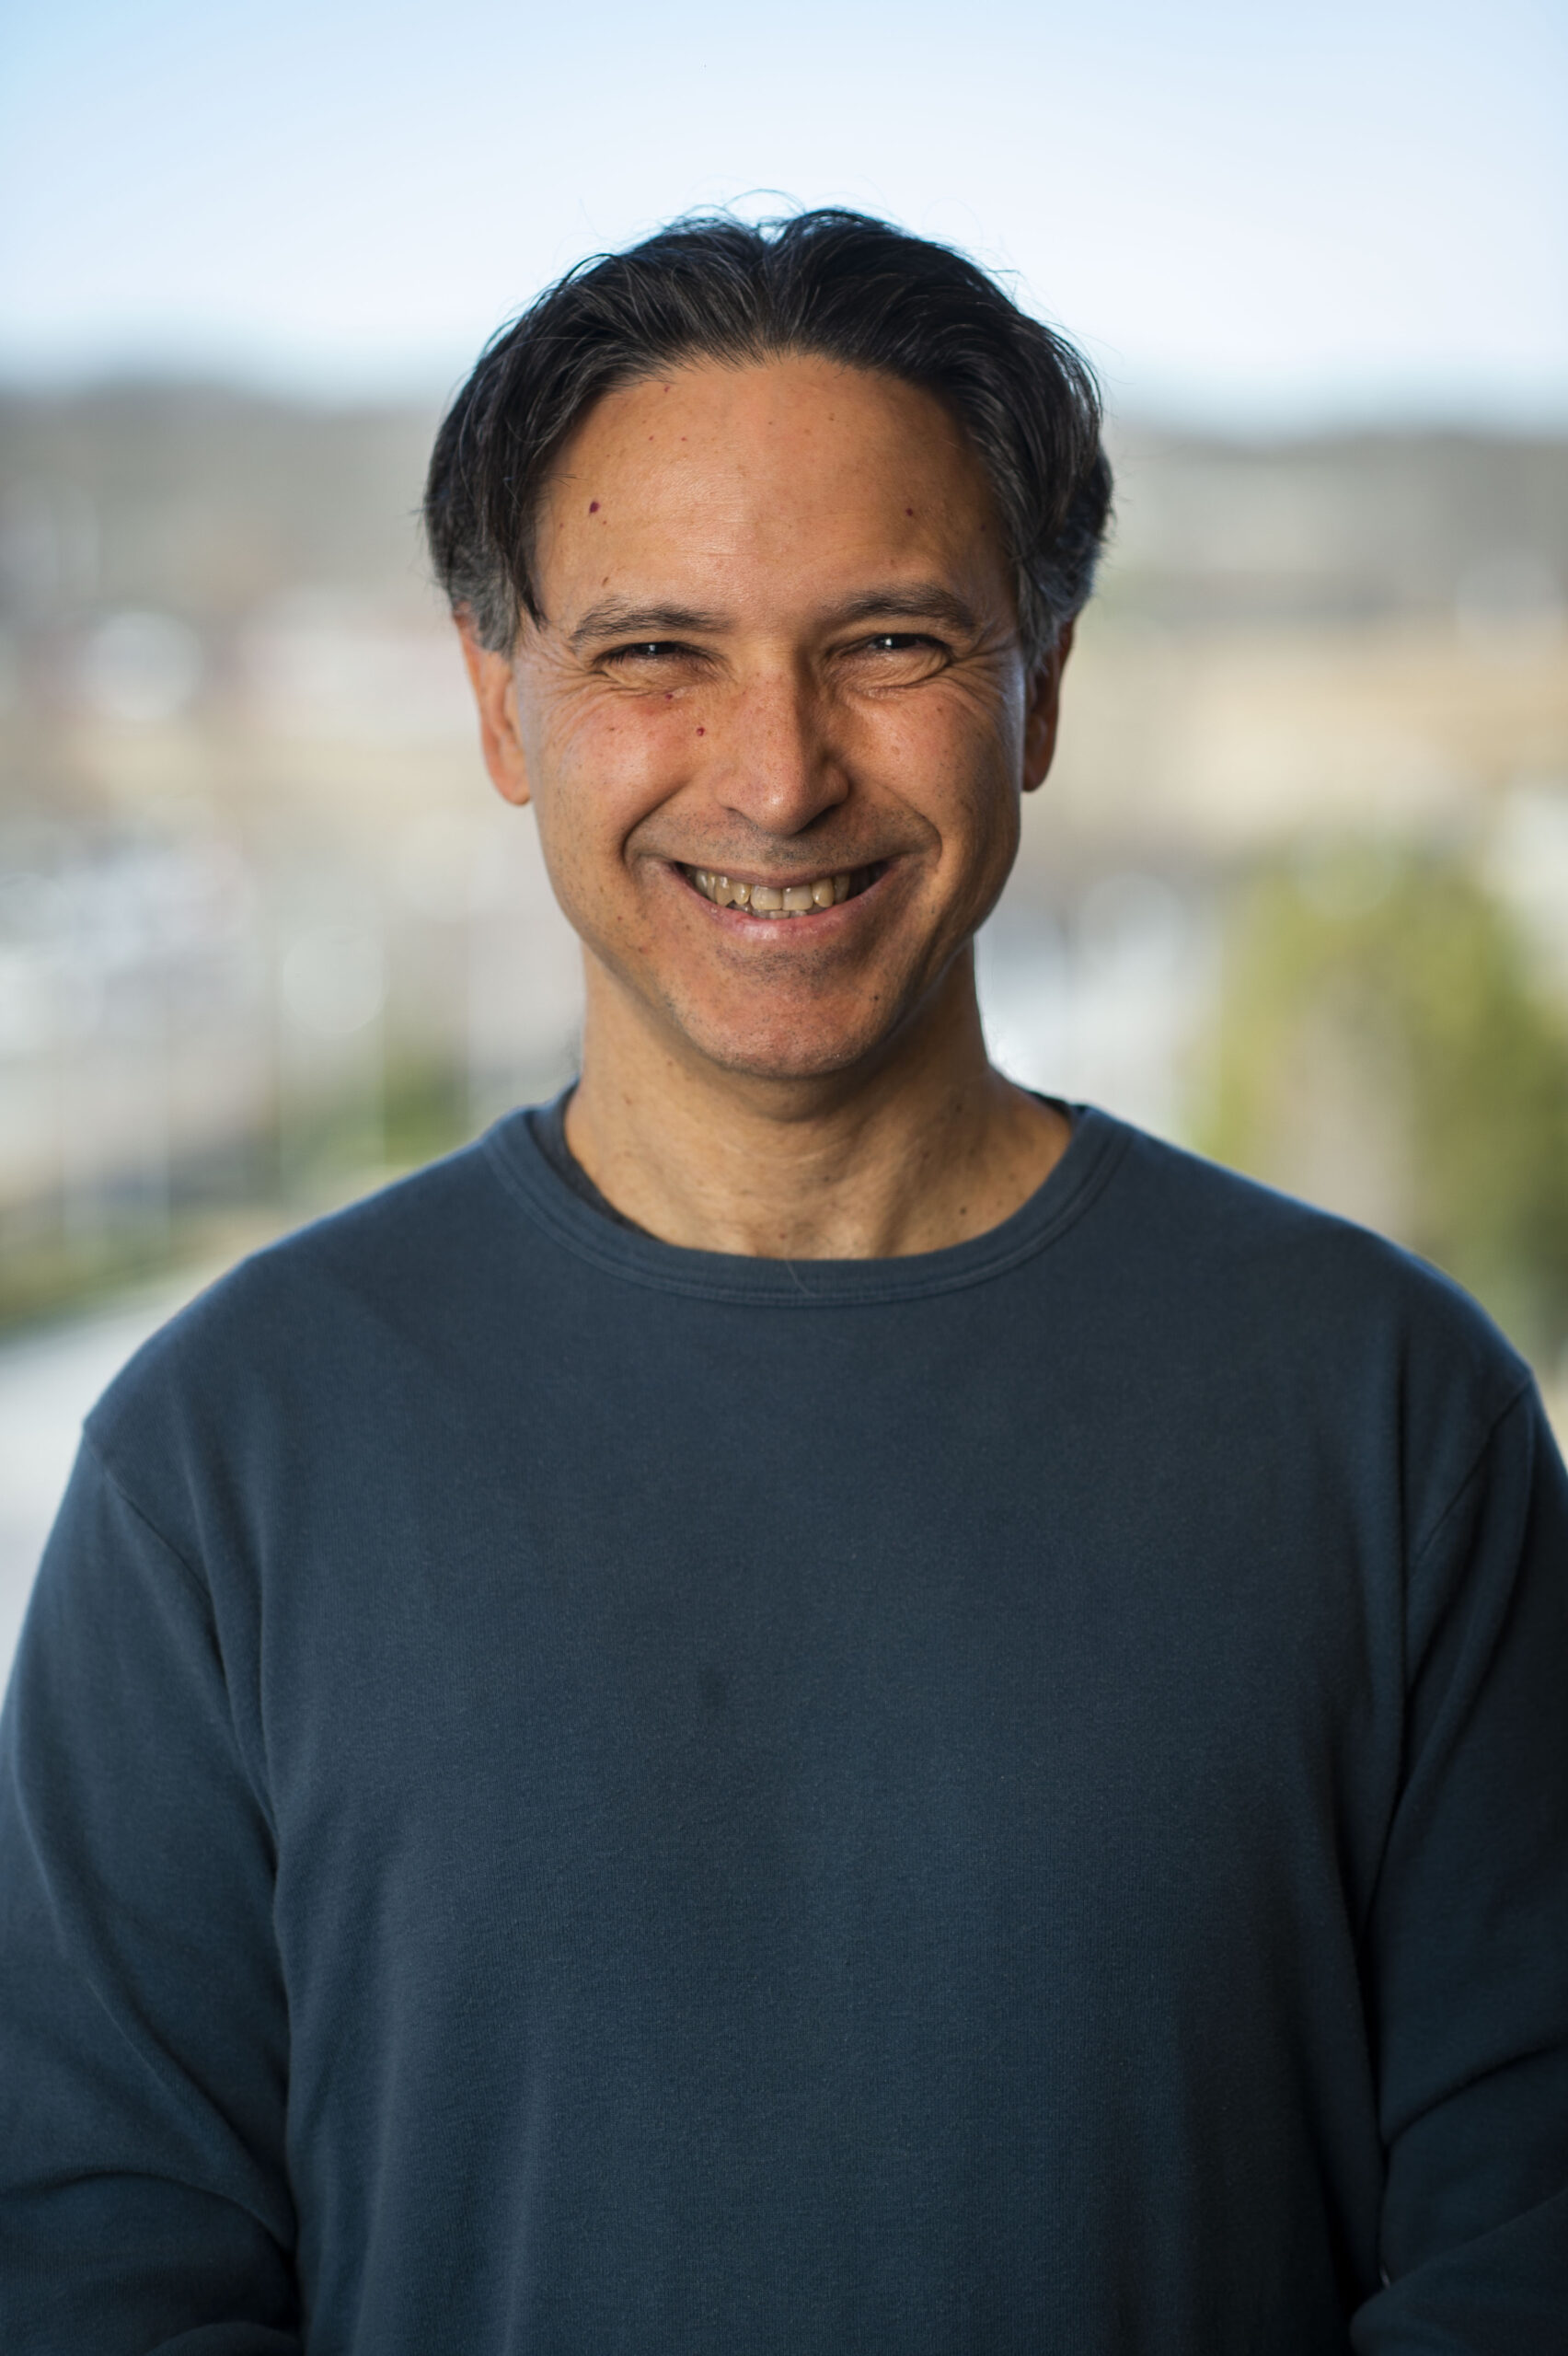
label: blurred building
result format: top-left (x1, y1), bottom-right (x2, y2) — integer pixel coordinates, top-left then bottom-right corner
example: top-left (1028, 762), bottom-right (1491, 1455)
top-left (1, 386), bottom-right (1565, 1384)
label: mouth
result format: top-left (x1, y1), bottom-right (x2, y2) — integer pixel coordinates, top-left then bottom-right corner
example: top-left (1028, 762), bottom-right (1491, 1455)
top-left (682, 863), bottom-right (883, 918)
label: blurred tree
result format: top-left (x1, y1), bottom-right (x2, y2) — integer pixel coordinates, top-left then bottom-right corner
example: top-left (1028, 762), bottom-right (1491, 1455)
top-left (1195, 841), bottom-right (1568, 1368)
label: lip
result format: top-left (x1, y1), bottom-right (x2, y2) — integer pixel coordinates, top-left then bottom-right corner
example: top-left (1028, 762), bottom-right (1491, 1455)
top-left (671, 860), bottom-right (891, 930)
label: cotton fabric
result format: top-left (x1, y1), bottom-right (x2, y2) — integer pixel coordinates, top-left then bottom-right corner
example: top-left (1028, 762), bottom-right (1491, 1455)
top-left (2, 1104), bottom-right (1565, 2351)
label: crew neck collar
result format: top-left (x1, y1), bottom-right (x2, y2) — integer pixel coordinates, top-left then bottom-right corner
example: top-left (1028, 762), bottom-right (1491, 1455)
top-left (483, 1095), bottom-right (1133, 1307)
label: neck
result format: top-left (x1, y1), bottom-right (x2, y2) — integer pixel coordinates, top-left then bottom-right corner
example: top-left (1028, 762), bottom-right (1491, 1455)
top-left (563, 950), bottom-right (1069, 1259)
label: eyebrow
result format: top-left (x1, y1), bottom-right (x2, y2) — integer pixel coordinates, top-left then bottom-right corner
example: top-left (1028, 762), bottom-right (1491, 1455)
top-left (824, 584), bottom-right (981, 637)
top-left (567, 601), bottom-right (726, 652)
top-left (565, 583), bottom-right (982, 653)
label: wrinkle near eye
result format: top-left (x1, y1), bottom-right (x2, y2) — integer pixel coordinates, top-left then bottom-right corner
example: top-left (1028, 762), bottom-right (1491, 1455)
top-left (837, 632), bottom-right (953, 682)
top-left (596, 641), bottom-right (715, 681)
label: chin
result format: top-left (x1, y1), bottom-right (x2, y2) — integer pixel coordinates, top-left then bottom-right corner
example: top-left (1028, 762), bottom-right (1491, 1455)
top-left (673, 999), bottom-right (904, 1085)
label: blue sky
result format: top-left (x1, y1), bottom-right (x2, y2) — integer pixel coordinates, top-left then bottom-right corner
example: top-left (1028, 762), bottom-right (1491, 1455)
top-left (1, 0), bottom-right (1564, 425)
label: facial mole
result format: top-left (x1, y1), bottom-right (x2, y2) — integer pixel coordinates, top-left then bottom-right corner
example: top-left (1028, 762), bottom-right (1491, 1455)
top-left (588, 500), bottom-right (600, 513)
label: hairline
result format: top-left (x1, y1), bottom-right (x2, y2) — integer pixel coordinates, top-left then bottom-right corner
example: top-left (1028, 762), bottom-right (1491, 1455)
top-left (430, 209), bottom-right (1112, 676)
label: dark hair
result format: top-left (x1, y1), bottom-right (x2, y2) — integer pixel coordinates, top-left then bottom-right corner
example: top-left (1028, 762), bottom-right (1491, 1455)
top-left (425, 208), bottom-right (1112, 664)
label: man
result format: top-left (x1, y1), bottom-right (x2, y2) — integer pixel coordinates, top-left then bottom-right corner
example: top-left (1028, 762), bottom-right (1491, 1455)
top-left (2, 211), bottom-right (1564, 2352)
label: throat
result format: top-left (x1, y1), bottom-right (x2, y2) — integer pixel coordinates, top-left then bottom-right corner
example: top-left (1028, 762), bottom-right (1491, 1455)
top-left (563, 1052), bottom-right (1069, 1264)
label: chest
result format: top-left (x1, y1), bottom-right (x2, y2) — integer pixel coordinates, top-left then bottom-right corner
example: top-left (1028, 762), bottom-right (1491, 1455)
top-left (258, 1323), bottom-right (1393, 2020)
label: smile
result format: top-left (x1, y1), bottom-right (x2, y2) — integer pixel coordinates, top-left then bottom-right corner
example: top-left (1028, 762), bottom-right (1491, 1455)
top-left (683, 865), bottom-right (878, 918)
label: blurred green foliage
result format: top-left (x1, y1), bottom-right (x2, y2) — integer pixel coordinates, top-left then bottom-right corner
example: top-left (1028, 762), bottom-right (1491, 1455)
top-left (1195, 841), bottom-right (1568, 1367)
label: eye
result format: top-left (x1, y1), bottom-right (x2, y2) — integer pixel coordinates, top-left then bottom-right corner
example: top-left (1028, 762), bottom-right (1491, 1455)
top-left (846, 630), bottom-right (951, 676)
top-left (602, 640), bottom-right (700, 667)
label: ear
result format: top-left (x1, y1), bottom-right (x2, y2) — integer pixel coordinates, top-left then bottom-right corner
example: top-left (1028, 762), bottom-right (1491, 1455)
top-left (456, 615), bottom-right (531, 808)
top-left (1021, 618), bottom-right (1075, 795)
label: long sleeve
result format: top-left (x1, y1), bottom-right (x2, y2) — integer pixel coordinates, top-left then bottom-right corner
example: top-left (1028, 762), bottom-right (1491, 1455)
top-left (0, 1438), bottom-right (300, 2353)
top-left (1352, 1386), bottom-right (1568, 2352)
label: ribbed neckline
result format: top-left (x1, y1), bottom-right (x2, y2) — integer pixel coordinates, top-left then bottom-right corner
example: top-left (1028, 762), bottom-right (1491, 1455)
top-left (482, 1097), bottom-right (1134, 1307)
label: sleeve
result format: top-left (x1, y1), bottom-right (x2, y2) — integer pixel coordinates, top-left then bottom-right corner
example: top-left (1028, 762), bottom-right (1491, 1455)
top-left (0, 1437), bottom-right (300, 2353)
top-left (1351, 1384), bottom-right (1568, 2353)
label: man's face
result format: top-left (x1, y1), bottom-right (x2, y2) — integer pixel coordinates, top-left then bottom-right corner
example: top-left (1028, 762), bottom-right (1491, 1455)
top-left (470, 354), bottom-right (1066, 1083)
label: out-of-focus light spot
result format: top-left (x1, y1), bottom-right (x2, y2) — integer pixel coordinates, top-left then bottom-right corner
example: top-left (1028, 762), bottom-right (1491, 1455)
top-left (394, 812), bottom-right (484, 920)
top-left (1455, 551), bottom-right (1566, 654)
top-left (0, 872), bottom-right (64, 941)
top-left (0, 951), bottom-right (53, 1058)
top-left (0, 482), bottom-right (98, 620)
top-left (281, 924), bottom-right (386, 1036)
top-left (241, 595), bottom-right (470, 741)
top-left (1483, 781), bottom-right (1568, 997)
top-left (1078, 872), bottom-right (1188, 975)
top-left (78, 611), bottom-right (203, 723)
top-left (1293, 837), bottom-right (1401, 921)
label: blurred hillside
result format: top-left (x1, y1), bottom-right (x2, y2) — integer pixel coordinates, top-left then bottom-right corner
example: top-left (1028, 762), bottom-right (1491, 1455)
top-left (2, 385), bottom-right (1566, 1380)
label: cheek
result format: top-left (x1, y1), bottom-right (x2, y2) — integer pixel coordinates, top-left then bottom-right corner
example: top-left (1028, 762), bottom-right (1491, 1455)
top-left (536, 700), bottom-right (690, 849)
top-left (854, 689), bottom-right (1020, 831)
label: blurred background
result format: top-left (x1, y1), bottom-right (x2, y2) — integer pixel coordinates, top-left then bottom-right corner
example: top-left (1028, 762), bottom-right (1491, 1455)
top-left (2, 0), bottom-right (1566, 1668)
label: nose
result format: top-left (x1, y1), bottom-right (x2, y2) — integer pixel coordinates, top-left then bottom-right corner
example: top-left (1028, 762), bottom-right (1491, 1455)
top-left (711, 664), bottom-right (849, 838)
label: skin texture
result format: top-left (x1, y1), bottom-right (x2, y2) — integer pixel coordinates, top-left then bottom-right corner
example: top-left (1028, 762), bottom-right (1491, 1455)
top-left (459, 353), bottom-right (1074, 1257)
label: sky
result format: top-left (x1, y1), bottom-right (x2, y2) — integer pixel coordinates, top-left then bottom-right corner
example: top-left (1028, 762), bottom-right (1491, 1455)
top-left (1, 0), bottom-right (1564, 429)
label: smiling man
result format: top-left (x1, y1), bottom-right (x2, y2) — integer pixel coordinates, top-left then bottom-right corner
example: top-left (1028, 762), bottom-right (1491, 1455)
top-left (3, 213), bottom-right (1566, 2355)
top-left (458, 341), bottom-right (1074, 1259)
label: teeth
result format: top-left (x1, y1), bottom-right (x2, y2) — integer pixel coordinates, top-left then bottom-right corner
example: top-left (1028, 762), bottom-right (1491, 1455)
top-left (687, 868), bottom-right (858, 915)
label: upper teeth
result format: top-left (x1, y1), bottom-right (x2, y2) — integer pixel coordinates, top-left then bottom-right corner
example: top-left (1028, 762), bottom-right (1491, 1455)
top-left (688, 869), bottom-right (853, 916)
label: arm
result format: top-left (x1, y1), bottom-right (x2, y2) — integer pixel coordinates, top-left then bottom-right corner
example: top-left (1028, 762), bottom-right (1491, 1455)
top-left (1352, 1386), bottom-right (1568, 2352)
top-left (0, 1440), bottom-right (300, 2352)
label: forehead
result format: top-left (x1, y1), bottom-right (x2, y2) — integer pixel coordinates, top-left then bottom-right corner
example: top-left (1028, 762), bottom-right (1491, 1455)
top-left (533, 354), bottom-right (1006, 618)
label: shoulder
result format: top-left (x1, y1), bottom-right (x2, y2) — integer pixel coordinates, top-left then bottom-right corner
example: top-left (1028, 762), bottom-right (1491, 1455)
top-left (85, 1124), bottom-right (536, 1518)
top-left (1105, 1118), bottom-right (1523, 1368)
top-left (1084, 1117), bottom-right (1535, 1522)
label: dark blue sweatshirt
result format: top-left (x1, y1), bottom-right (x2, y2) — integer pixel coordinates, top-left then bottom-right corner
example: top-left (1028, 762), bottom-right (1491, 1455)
top-left (2, 1104), bottom-right (1566, 2352)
